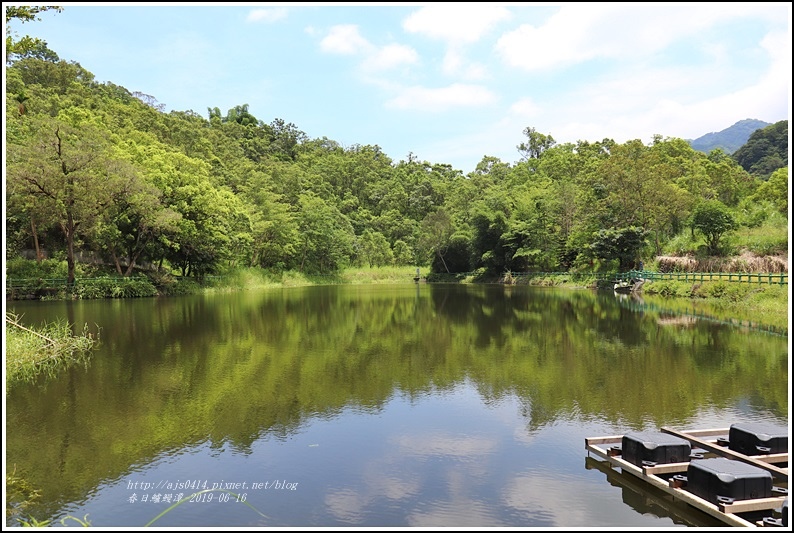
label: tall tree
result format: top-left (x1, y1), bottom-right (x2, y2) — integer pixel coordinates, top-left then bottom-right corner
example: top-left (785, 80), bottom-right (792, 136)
top-left (356, 229), bottom-right (394, 267)
top-left (295, 193), bottom-right (355, 273)
top-left (690, 200), bottom-right (737, 255)
top-left (418, 208), bottom-right (458, 272)
top-left (590, 226), bottom-right (648, 271)
top-left (517, 126), bottom-right (556, 161)
top-left (91, 170), bottom-right (181, 276)
top-left (6, 115), bottom-right (128, 283)
top-left (748, 166), bottom-right (788, 216)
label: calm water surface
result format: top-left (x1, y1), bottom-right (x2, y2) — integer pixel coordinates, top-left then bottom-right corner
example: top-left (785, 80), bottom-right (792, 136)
top-left (5, 284), bottom-right (789, 527)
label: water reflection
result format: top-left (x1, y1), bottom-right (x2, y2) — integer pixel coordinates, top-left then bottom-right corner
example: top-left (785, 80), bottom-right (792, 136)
top-left (6, 284), bottom-right (788, 527)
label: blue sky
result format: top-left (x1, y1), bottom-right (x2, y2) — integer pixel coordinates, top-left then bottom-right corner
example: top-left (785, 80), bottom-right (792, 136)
top-left (5, 3), bottom-right (792, 174)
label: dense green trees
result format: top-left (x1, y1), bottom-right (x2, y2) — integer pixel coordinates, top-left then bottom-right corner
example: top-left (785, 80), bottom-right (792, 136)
top-left (749, 166), bottom-right (788, 216)
top-left (4, 35), bottom-right (786, 279)
top-left (732, 120), bottom-right (788, 179)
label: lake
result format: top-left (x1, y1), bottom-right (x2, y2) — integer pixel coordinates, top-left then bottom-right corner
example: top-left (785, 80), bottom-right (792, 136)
top-left (5, 283), bottom-right (789, 527)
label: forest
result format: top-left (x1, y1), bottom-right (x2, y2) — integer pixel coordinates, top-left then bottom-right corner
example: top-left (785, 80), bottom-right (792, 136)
top-left (5, 8), bottom-right (790, 285)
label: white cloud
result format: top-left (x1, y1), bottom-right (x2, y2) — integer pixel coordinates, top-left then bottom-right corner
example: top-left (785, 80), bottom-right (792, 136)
top-left (442, 49), bottom-right (463, 76)
top-left (403, 5), bottom-right (510, 80)
top-left (491, 6), bottom-right (791, 147)
top-left (246, 8), bottom-right (287, 23)
top-left (557, 26), bottom-right (789, 144)
top-left (510, 98), bottom-right (540, 119)
top-left (321, 24), bottom-right (371, 55)
top-left (362, 43), bottom-right (419, 72)
top-left (496, 4), bottom-right (791, 71)
top-left (403, 5), bottom-right (511, 44)
top-left (462, 62), bottom-right (488, 81)
top-left (441, 48), bottom-right (490, 79)
top-left (385, 83), bottom-right (497, 112)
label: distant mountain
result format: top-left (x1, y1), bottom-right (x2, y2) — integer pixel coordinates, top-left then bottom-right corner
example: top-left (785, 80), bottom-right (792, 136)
top-left (687, 119), bottom-right (771, 154)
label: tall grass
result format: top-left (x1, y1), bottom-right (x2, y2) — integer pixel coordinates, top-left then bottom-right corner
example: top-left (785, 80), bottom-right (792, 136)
top-left (730, 217), bottom-right (789, 256)
top-left (340, 265), bottom-right (423, 284)
top-left (5, 312), bottom-right (98, 386)
top-left (208, 266), bottom-right (422, 289)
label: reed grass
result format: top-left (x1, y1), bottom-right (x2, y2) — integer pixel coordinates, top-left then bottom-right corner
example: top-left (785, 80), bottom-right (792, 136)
top-left (5, 312), bottom-right (98, 386)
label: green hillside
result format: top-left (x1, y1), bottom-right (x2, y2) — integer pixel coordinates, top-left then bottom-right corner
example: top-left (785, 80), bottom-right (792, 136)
top-left (688, 118), bottom-right (770, 154)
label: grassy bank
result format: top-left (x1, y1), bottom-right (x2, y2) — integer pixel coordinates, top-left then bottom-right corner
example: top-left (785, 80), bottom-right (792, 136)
top-left (641, 279), bottom-right (789, 332)
top-left (201, 265), bottom-right (424, 290)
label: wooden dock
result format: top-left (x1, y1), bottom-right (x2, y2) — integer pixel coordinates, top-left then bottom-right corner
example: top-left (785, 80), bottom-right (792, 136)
top-left (585, 426), bottom-right (788, 527)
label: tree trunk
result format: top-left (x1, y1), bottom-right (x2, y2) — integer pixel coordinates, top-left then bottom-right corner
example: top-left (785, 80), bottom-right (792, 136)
top-left (437, 251), bottom-right (449, 273)
top-left (65, 223), bottom-right (76, 285)
top-left (31, 217), bottom-right (43, 262)
top-left (124, 250), bottom-right (141, 276)
top-left (112, 251), bottom-right (124, 276)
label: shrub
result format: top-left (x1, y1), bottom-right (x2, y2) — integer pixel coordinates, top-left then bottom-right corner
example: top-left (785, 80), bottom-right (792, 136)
top-left (156, 277), bottom-right (201, 296)
top-left (73, 277), bottom-right (158, 299)
top-left (5, 258), bottom-right (70, 279)
top-left (643, 280), bottom-right (691, 297)
top-left (691, 282), bottom-right (750, 302)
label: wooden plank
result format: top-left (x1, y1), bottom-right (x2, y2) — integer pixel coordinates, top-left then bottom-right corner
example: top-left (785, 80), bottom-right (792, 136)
top-left (753, 452), bottom-right (788, 465)
top-left (673, 427), bottom-right (729, 438)
top-left (584, 435), bottom-right (623, 446)
top-left (644, 456), bottom-right (788, 476)
top-left (720, 497), bottom-right (788, 514)
top-left (642, 462), bottom-right (689, 475)
top-left (662, 487), bottom-right (757, 527)
top-left (660, 427), bottom-right (789, 481)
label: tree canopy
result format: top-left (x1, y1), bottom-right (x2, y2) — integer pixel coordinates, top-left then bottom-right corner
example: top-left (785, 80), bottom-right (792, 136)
top-left (4, 18), bottom-right (785, 279)
top-left (5, 6), bottom-right (63, 63)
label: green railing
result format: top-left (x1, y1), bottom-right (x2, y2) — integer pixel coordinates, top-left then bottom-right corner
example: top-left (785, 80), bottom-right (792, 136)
top-left (5, 277), bottom-right (146, 290)
top-left (486, 270), bottom-right (788, 286)
top-left (613, 270), bottom-right (788, 285)
top-left (6, 278), bottom-right (70, 291)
